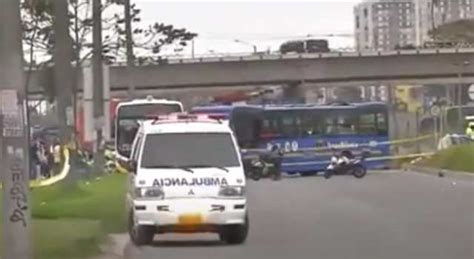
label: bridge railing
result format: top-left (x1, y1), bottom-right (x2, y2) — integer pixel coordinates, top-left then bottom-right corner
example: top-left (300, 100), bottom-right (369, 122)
top-left (109, 48), bottom-right (474, 67)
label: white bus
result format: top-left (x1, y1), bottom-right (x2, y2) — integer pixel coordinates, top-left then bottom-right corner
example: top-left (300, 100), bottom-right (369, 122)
top-left (115, 96), bottom-right (184, 162)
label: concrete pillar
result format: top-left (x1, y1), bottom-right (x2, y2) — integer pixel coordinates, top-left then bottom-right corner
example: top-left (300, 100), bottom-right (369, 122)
top-left (82, 64), bottom-right (111, 145)
top-left (387, 84), bottom-right (398, 141)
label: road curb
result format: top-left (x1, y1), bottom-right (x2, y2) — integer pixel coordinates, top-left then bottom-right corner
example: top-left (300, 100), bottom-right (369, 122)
top-left (403, 164), bottom-right (474, 181)
top-left (96, 234), bottom-right (128, 259)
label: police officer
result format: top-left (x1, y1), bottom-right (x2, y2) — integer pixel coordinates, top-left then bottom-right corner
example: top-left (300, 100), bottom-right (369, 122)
top-left (466, 122), bottom-right (474, 140)
top-left (269, 145), bottom-right (283, 181)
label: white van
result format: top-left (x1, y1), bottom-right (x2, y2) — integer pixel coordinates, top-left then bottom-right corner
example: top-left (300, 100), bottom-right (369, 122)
top-left (126, 114), bottom-right (248, 246)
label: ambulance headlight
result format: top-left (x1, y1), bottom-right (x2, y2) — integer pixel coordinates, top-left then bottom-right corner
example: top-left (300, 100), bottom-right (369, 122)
top-left (135, 187), bottom-right (164, 199)
top-left (218, 186), bottom-right (245, 197)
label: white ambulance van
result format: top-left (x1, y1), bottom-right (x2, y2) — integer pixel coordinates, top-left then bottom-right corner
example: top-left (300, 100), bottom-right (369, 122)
top-left (126, 114), bottom-right (248, 246)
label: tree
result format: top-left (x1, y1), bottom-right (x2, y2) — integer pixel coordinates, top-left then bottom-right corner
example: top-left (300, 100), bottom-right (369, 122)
top-left (22, 0), bottom-right (198, 100)
top-left (428, 19), bottom-right (474, 44)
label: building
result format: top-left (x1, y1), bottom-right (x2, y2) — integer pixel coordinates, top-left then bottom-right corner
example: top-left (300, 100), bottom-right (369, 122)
top-left (355, 0), bottom-right (417, 51)
top-left (355, 0), bottom-right (474, 51)
top-left (416, 0), bottom-right (474, 45)
top-left (434, 0), bottom-right (474, 25)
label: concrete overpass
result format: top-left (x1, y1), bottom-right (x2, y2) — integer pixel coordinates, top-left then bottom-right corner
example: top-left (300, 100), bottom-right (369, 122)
top-left (28, 48), bottom-right (474, 94)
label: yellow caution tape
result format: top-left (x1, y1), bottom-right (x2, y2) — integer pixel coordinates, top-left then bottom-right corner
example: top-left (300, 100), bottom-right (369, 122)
top-left (242, 134), bottom-right (435, 154)
top-left (364, 152), bottom-right (434, 162)
top-left (30, 148), bottom-right (70, 188)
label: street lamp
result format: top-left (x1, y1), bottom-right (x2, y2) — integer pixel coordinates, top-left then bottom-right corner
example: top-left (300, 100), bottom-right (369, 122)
top-left (448, 60), bottom-right (471, 132)
top-left (234, 39), bottom-right (257, 54)
top-left (453, 60), bottom-right (470, 106)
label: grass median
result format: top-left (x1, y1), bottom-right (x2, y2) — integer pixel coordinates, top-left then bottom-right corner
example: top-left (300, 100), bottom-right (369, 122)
top-left (1, 173), bottom-right (127, 258)
top-left (32, 173), bottom-right (128, 233)
top-left (33, 219), bottom-right (105, 259)
top-left (417, 144), bottom-right (474, 173)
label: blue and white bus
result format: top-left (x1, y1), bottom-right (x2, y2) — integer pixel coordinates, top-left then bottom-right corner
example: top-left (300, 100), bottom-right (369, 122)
top-left (192, 102), bottom-right (390, 175)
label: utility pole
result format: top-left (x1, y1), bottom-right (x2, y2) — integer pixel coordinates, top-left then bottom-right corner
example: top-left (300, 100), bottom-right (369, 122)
top-left (93, 0), bottom-right (105, 173)
top-left (53, 0), bottom-right (74, 144)
top-left (0, 0), bottom-right (31, 258)
top-left (72, 0), bottom-right (82, 148)
top-left (431, 0), bottom-right (437, 41)
top-left (124, 0), bottom-right (136, 98)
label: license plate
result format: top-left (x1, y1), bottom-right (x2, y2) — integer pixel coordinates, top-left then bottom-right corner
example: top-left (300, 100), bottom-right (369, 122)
top-left (178, 214), bottom-right (203, 225)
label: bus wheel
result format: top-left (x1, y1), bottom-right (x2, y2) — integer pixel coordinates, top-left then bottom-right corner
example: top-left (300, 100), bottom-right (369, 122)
top-left (300, 172), bottom-right (316, 177)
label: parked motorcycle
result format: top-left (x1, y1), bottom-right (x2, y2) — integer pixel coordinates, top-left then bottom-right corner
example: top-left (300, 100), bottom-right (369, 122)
top-left (324, 150), bottom-right (368, 179)
top-left (247, 148), bottom-right (283, 181)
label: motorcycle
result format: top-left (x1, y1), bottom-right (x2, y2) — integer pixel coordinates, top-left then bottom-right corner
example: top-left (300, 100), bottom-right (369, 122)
top-left (246, 149), bottom-right (283, 181)
top-left (324, 150), bottom-right (368, 179)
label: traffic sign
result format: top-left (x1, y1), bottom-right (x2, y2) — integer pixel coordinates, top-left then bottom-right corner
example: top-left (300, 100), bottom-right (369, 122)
top-left (430, 105), bottom-right (441, 116)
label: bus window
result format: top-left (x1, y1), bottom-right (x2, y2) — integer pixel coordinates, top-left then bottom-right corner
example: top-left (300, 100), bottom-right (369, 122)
top-left (261, 118), bottom-right (272, 136)
top-left (280, 111), bottom-right (304, 137)
top-left (117, 119), bottom-right (139, 157)
top-left (230, 108), bottom-right (264, 148)
top-left (325, 116), bottom-right (337, 135)
top-left (376, 113), bottom-right (388, 135)
top-left (261, 110), bottom-right (304, 137)
top-left (280, 112), bottom-right (297, 136)
top-left (337, 115), bottom-right (357, 135)
top-left (359, 113), bottom-right (377, 134)
top-left (301, 111), bottom-right (318, 136)
top-left (261, 112), bottom-right (279, 138)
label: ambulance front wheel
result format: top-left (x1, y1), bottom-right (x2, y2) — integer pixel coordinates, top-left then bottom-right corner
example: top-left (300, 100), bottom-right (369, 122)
top-left (128, 210), bottom-right (154, 246)
top-left (219, 215), bottom-right (249, 245)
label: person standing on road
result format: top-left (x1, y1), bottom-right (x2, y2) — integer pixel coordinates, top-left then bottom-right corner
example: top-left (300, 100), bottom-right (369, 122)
top-left (39, 141), bottom-right (51, 179)
top-left (52, 140), bottom-right (62, 175)
top-left (30, 140), bottom-right (40, 180)
top-left (466, 122), bottom-right (474, 140)
top-left (269, 145), bottom-right (283, 181)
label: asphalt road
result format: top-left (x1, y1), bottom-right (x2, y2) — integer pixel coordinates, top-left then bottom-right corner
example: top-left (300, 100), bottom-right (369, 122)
top-left (124, 172), bottom-right (474, 259)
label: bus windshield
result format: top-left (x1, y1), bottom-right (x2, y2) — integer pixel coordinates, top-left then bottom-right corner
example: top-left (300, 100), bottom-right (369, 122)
top-left (116, 102), bottom-right (183, 158)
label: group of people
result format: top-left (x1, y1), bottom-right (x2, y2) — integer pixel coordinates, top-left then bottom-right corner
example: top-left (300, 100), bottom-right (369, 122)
top-left (30, 138), bottom-right (62, 180)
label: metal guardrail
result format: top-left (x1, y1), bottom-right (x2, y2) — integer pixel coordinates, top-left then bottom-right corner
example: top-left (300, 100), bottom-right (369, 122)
top-left (109, 48), bottom-right (474, 67)
top-left (25, 48), bottom-right (474, 70)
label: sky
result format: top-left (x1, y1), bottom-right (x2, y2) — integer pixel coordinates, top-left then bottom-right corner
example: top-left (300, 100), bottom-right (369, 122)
top-left (132, 0), bottom-right (363, 56)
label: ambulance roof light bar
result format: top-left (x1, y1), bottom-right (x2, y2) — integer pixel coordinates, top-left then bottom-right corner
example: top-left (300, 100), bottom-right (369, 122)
top-left (150, 113), bottom-right (222, 124)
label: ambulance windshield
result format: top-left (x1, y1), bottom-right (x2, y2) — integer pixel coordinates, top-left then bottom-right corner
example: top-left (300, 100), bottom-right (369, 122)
top-left (141, 132), bottom-right (240, 169)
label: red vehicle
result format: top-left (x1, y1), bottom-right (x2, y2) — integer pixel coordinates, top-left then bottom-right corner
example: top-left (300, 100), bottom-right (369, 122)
top-left (75, 98), bottom-right (121, 152)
